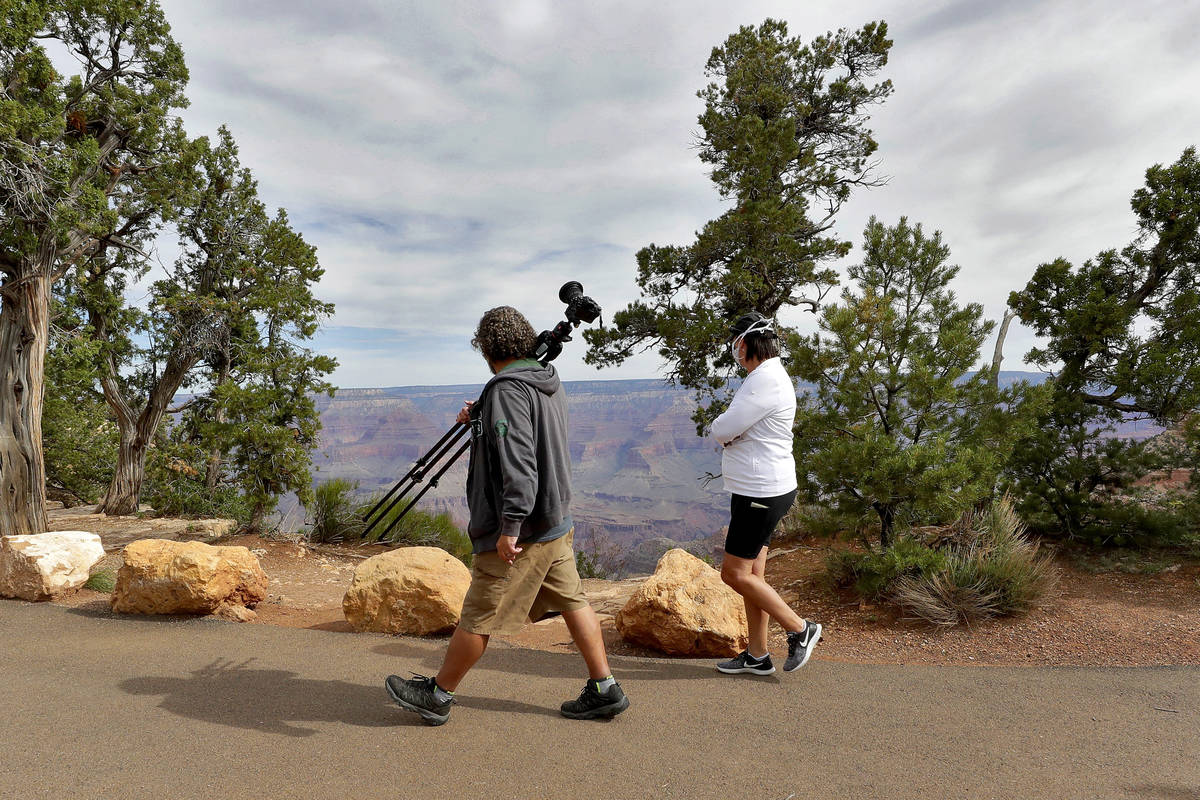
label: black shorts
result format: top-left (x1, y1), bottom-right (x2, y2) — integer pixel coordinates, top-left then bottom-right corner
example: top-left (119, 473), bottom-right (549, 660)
top-left (723, 489), bottom-right (797, 560)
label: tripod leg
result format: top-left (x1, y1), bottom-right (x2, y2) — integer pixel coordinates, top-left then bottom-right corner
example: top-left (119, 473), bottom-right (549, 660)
top-left (362, 424), bottom-right (469, 538)
top-left (362, 422), bottom-right (466, 524)
top-left (377, 439), bottom-right (471, 542)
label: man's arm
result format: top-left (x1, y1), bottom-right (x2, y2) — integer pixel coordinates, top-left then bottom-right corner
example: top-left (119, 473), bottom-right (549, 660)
top-left (489, 383), bottom-right (537, 560)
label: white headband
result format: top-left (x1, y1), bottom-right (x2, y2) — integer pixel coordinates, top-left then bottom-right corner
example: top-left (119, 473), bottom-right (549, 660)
top-left (732, 318), bottom-right (774, 348)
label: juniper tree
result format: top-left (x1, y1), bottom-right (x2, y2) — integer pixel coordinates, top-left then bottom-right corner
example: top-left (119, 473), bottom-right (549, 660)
top-left (584, 18), bottom-right (892, 431)
top-left (1007, 147), bottom-right (1200, 540)
top-left (789, 218), bottom-right (1045, 547)
top-left (175, 209), bottom-right (336, 530)
top-left (76, 129), bottom-right (335, 517)
top-left (0, 0), bottom-right (187, 533)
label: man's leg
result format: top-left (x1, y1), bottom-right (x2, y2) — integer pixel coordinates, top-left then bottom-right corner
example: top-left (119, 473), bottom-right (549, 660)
top-left (436, 627), bottom-right (489, 691)
top-left (561, 604), bottom-right (611, 680)
top-left (559, 603), bottom-right (629, 719)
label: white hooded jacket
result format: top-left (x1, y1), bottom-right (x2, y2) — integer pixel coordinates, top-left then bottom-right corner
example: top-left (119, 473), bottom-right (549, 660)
top-left (710, 357), bottom-right (798, 497)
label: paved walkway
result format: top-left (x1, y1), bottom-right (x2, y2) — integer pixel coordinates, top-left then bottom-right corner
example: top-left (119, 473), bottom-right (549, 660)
top-left (1, 602), bottom-right (1197, 799)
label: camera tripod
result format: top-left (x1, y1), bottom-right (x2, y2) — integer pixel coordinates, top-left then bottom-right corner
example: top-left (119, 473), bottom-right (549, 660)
top-left (360, 282), bottom-right (601, 542)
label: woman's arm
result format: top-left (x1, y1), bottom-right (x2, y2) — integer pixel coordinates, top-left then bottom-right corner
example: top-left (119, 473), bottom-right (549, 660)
top-left (711, 381), bottom-right (772, 445)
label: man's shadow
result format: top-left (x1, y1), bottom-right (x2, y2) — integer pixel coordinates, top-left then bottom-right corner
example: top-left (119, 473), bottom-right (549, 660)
top-left (120, 658), bottom-right (403, 738)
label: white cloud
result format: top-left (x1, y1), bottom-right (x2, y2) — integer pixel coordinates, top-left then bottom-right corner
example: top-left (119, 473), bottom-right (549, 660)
top-left (152, 0), bottom-right (1200, 387)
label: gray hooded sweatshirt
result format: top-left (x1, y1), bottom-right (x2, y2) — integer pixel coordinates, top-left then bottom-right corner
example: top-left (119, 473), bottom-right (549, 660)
top-left (466, 359), bottom-right (573, 554)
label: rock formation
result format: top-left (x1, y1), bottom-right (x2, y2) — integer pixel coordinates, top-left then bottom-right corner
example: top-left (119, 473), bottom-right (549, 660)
top-left (0, 531), bottom-right (105, 601)
top-left (111, 539), bottom-right (267, 617)
top-left (616, 548), bottom-right (748, 657)
top-left (343, 546), bottom-right (470, 635)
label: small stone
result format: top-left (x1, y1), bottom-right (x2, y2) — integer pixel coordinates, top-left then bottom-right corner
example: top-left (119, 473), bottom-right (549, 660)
top-left (215, 603), bottom-right (257, 623)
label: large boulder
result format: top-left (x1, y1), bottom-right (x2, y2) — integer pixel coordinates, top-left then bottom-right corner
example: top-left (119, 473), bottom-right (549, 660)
top-left (616, 548), bottom-right (748, 657)
top-left (343, 546), bottom-right (471, 635)
top-left (0, 531), bottom-right (105, 601)
top-left (111, 539), bottom-right (267, 616)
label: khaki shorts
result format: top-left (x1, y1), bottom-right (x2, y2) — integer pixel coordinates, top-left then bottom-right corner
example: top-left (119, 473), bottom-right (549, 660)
top-left (458, 529), bottom-right (589, 636)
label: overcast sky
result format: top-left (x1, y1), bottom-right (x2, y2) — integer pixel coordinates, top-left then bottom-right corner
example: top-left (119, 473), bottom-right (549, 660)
top-left (153, 0), bottom-right (1200, 388)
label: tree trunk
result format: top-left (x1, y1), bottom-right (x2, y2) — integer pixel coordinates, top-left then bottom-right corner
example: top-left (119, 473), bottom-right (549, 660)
top-left (876, 503), bottom-right (896, 549)
top-left (99, 357), bottom-right (195, 515)
top-left (100, 423), bottom-right (151, 516)
top-left (204, 361), bottom-right (231, 491)
top-left (990, 308), bottom-right (1018, 390)
top-left (0, 268), bottom-right (50, 535)
top-left (249, 501), bottom-right (265, 533)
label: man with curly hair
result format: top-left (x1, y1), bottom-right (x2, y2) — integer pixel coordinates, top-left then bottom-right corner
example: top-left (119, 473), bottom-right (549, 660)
top-left (386, 306), bottom-right (629, 725)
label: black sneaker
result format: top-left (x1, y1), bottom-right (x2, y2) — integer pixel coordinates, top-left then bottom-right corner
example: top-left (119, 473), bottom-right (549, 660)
top-left (716, 651), bottom-right (776, 675)
top-left (385, 674), bottom-right (453, 726)
top-left (560, 681), bottom-right (630, 720)
top-left (784, 621), bottom-right (822, 672)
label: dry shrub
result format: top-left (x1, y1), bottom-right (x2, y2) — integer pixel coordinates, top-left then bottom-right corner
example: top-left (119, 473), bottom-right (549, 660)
top-left (892, 495), bottom-right (1057, 626)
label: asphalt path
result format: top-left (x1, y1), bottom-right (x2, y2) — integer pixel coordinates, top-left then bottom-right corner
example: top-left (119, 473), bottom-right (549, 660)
top-left (1, 602), bottom-right (1197, 800)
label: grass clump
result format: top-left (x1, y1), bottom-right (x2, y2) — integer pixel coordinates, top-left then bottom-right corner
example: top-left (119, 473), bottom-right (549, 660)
top-left (304, 479), bottom-right (473, 565)
top-left (891, 496), bottom-right (1057, 626)
top-left (824, 495), bottom-right (1057, 626)
top-left (84, 570), bottom-right (116, 593)
top-left (307, 478), bottom-right (366, 544)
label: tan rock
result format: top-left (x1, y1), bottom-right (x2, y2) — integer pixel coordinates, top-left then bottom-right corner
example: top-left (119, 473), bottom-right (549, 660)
top-left (343, 546), bottom-right (470, 635)
top-left (111, 539), bottom-right (267, 615)
top-left (214, 603), bottom-right (257, 623)
top-left (615, 548), bottom-right (748, 657)
top-left (0, 531), bottom-right (106, 601)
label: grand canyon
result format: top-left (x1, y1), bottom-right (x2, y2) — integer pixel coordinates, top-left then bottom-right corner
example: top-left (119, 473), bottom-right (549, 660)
top-left (307, 372), bottom-right (1162, 574)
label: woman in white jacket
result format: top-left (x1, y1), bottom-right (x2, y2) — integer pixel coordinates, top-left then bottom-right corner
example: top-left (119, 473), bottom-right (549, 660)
top-left (711, 312), bottom-right (821, 675)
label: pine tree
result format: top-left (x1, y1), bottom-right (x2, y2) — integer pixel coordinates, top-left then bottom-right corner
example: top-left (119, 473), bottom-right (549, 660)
top-left (790, 218), bottom-right (1045, 547)
top-left (584, 18), bottom-right (892, 430)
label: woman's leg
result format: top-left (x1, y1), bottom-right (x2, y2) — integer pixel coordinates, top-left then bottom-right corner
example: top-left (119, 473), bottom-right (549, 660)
top-left (743, 546), bottom-right (770, 656)
top-left (722, 551), bottom-right (804, 635)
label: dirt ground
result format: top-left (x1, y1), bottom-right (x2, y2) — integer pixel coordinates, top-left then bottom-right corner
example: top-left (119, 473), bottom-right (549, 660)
top-left (56, 530), bottom-right (1200, 668)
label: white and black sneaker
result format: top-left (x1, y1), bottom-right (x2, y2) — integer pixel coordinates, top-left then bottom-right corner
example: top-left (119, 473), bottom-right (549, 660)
top-left (716, 651), bottom-right (776, 675)
top-left (784, 621), bottom-right (822, 672)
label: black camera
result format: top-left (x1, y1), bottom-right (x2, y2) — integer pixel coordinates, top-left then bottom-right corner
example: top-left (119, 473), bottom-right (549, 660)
top-left (559, 280), bottom-right (602, 325)
top-left (534, 281), bottom-right (602, 364)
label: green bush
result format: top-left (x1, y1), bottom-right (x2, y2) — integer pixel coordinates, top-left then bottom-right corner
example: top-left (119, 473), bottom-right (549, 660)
top-left (142, 476), bottom-right (251, 522)
top-left (575, 549), bottom-right (608, 579)
top-left (891, 496), bottom-right (1056, 626)
top-left (141, 438), bottom-right (252, 523)
top-left (825, 537), bottom-right (946, 601)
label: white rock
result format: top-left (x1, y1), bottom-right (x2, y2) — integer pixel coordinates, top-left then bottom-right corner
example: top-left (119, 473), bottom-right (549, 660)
top-left (0, 531), bottom-right (106, 601)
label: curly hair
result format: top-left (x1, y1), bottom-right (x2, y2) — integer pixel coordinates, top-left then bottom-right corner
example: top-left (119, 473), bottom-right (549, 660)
top-left (471, 306), bottom-right (538, 364)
